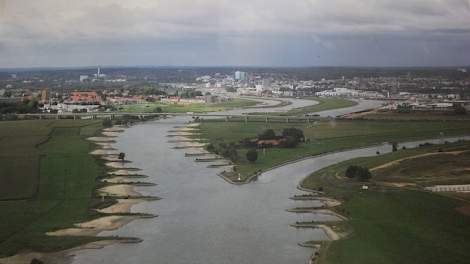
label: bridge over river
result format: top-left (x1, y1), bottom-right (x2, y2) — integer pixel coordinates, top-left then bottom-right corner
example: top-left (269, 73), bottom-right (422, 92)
top-left (14, 111), bottom-right (329, 123)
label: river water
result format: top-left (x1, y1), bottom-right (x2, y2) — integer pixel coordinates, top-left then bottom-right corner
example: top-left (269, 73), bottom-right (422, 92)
top-left (73, 98), bottom-right (443, 264)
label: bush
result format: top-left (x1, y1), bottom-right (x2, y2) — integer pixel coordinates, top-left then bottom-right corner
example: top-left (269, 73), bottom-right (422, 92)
top-left (258, 129), bottom-right (276, 140)
top-left (345, 165), bottom-right (360, 178)
top-left (246, 149), bottom-right (258, 163)
top-left (282, 128), bottom-right (304, 142)
top-left (281, 136), bottom-right (299, 148)
top-left (392, 142), bottom-right (398, 152)
top-left (345, 165), bottom-right (371, 181)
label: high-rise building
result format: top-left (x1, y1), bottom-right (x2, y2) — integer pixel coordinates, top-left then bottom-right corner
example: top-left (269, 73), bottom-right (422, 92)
top-left (235, 71), bottom-right (247, 81)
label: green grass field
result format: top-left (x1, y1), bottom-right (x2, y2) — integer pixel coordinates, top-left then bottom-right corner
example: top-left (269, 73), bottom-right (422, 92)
top-left (301, 141), bottom-right (470, 264)
top-left (280, 97), bottom-right (357, 116)
top-left (246, 97), bottom-right (357, 116)
top-left (198, 120), bottom-right (470, 181)
top-left (0, 120), bottom-right (104, 256)
top-left (119, 98), bottom-right (258, 113)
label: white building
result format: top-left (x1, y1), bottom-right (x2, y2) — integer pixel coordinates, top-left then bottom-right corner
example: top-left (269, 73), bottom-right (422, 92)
top-left (425, 184), bottom-right (470, 193)
top-left (255, 84), bottom-right (264, 95)
top-left (316, 88), bottom-right (384, 98)
top-left (79, 75), bottom-right (89, 82)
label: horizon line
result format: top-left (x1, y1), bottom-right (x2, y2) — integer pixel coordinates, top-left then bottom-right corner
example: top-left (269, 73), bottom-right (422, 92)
top-left (0, 64), bottom-right (469, 72)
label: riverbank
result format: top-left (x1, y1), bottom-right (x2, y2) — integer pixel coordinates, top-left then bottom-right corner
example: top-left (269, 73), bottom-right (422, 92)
top-left (197, 119), bottom-right (470, 182)
top-left (300, 140), bottom-right (470, 264)
top-left (0, 121), bottom-right (157, 263)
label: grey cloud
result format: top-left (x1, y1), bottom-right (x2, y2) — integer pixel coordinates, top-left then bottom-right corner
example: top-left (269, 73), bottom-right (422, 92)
top-left (1, 0), bottom-right (470, 67)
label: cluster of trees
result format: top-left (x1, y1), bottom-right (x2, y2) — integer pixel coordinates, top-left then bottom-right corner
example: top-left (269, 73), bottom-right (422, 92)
top-left (177, 90), bottom-right (203, 98)
top-left (246, 149), bottom-right (258, 163)
top-left (130, 86), bottom-right (167, 96)
top-left (396, 103), bottom-right (412, 113)
top-left (207, 128), bottom-right (306, 164)
top-left (257, 128), bottom-right (305, 148)
top-left (206, 142), bottom-right (239, 161)
top-left (0, 99), bottom-right (39, 114)
top-left (345, 165), bottom-right (372, 181)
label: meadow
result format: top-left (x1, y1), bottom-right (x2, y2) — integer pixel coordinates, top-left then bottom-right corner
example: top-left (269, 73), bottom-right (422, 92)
top-left (301, 141), bottom-right (470, 264)
top-left (0, 120), bottom-right (104, 256)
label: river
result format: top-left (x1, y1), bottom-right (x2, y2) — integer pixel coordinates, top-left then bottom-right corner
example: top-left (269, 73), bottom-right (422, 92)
top-left (72, 98), bottom-right (428, 264)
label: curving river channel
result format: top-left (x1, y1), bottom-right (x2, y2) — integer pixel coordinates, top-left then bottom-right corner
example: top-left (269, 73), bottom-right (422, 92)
top-left (71, 98), bottom-right (462, 264)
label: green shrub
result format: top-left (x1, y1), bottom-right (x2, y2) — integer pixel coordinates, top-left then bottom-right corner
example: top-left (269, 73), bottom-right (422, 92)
top-left (246, 149), bottom-right (258, 163)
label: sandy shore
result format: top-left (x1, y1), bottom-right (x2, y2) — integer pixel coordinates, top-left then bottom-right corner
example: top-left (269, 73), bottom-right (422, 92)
top-left (98, 184), bottom-right (141, 197)
top-left (87, 137), bottom-right (116, 142)
top-left (108, 169), bottom-right (142, 176)
top-left (186, 123), bottom-right (201, 128)
top-left (102, 176), bottom-right (144, 184)
top-left (100, 156), bottom-right (124, 162)
top-left (47, 215), bottom-right (139, 237)
top-left (103, 126), bottom-right (126, 132)
top-left (102, 131), bottom-right (121, 137)
top-left (105, 162), bottom-right (135, 169)
top-left (89, 149), bottom-right (119, 155)
top-left (314, 197), bottom-right (342, 207)
top-left (97, 199), bottom-right (144, 214)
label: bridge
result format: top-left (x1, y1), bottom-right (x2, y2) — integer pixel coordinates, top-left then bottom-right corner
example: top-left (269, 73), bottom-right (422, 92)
top-left (13, 112), bottom-right (330, 123)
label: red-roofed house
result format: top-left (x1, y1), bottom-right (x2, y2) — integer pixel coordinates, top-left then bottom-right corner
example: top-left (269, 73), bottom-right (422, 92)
top-left (70, 91), bottom-right (102, 104)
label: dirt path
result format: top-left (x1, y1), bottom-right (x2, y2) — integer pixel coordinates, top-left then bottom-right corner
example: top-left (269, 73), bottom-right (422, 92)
top-left (371, 151), bottom-right (466, 171)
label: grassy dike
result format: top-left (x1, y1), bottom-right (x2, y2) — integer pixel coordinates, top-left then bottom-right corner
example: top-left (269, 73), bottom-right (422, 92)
top-left (119, 98), bottom-right (259, 113)
top-left (0, 120), bottom-right (109, 256)
top-left (277, 97), bottom-right (357, 116)
top-left (198, 119), bottom-right (470, 181)
top-left (301, 141), bottom-right (470, 264)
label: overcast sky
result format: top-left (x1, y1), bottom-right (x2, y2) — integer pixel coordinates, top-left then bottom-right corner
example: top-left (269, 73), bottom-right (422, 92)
top-left (1, 0), bottom-right (470, 68)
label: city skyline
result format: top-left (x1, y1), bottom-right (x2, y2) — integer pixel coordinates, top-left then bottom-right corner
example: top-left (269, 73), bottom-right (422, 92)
top-left (1, 0), bottom-right (470, 68)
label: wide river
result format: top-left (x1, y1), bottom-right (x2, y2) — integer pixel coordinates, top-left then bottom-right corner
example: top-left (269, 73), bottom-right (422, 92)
top-left (72, 98), bottom-right (458, 264)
